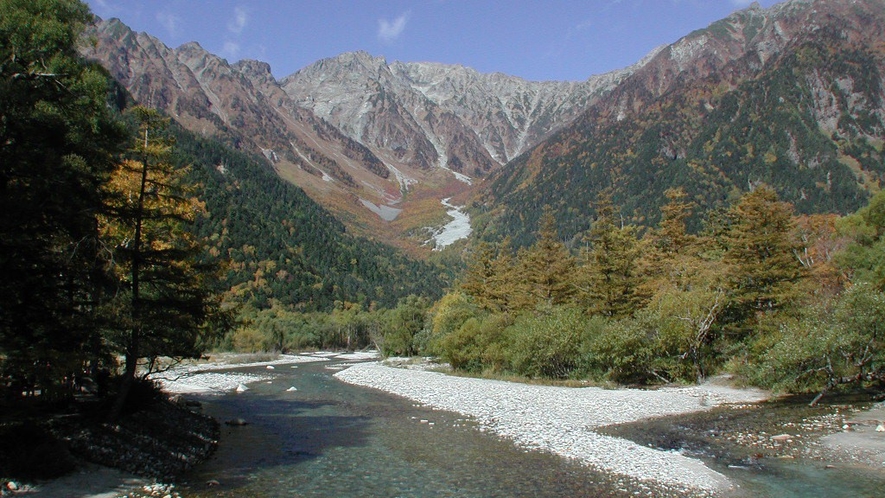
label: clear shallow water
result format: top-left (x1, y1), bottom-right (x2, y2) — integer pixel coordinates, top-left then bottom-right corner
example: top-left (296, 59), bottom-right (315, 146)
top-left (721, 459), bottom-right (884, 498)
top-left (178, 362), bottom-right (645, 497)
top-left (178, 362), bottom-right (884, 497)
top-left (602, 398), bottom-right (885, 498)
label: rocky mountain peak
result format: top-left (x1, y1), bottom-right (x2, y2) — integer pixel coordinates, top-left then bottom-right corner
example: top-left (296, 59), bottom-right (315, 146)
top-left (176, 41), bottom-right (206, 54)
top-left (232, 59), bottom-right (276, 84)
top-left (479, 0), bottom-right (885, 246)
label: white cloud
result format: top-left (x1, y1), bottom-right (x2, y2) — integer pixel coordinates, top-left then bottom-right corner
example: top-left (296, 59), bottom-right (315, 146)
top-left (378, 11), bottom-right (410, 43)
top-left (574, 19), bottom-right (593, 32)
top-left (228, 6), bottom-right (249, 34)
top-left (223, 41), bottom-right (241, 59)
top-left (156, 11), bottom-right (182, 37)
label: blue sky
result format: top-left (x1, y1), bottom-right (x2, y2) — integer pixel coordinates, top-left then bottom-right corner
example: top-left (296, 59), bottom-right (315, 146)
top-left (85, 0), bottom-right (782, 82)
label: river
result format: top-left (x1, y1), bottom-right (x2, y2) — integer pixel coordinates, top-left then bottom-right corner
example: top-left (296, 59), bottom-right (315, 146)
top-left (175, 359), bottom-right (884, 497)
top-left (176, 361), bottom-right (639, 497)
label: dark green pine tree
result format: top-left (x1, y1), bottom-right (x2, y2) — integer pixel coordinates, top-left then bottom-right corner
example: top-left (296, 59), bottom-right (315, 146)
top-left (0, 0), bottom-right (127, 400)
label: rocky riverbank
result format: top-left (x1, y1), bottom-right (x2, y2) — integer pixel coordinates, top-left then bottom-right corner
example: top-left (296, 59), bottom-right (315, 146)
top-left (10, 353), bottom-right (879, 497)
top-left (1, 388), bottom-right (218, 497)
top-left (334, 361), bottom-right (769, 495)
top-left (55, 398), bottom-right (219, 480)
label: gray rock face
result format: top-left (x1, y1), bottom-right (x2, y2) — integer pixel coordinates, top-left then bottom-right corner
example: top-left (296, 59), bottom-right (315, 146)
top-left (280, 50), bottom-right (640, 176)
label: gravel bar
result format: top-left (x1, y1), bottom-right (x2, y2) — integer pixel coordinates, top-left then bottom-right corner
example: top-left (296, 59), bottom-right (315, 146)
top-left (335, 362), bottom-right (767, 494)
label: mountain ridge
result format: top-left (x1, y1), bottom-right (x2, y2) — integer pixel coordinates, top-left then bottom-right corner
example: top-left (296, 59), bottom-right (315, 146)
top-left (476, 0), bottom-right (885, 245)
top-left (82, 16), bottom-right (650, 250)
top-left (83, 0), bottom-right (885, 252)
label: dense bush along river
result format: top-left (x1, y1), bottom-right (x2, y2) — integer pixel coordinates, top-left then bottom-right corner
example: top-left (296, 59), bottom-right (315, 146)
top-left (177, 360), bottom-right (883, 497)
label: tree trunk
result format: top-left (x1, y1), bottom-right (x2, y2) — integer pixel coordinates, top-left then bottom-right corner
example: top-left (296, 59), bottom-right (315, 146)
top-left (108, 130), bottom-right (150, 422)
top-left (108, 349), bottom-right (137, 421)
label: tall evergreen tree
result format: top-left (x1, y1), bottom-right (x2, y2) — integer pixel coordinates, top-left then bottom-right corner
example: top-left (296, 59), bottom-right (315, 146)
top-left (0, 0), bottom-right (127, 399)
top-left (514, 207), bottom-right (576, 309)
top-left (655, 187), bottom-right (696, 257)
top-left (724, 185), bottom-right (805, 317)
top-left (577, 192), bottom-right (645, 317)
top-left (461, 237), bottom-right (519, 313)
top-left (460, 241), bottom-right (498, 310)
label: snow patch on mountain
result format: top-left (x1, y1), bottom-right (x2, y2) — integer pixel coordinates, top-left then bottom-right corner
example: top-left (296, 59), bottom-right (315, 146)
top-left (360, 199), bottom-right (403, 221)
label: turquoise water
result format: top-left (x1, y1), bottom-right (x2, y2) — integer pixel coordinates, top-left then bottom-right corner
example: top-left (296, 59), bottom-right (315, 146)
top-left (178, 362), bottom-right (884, 497)
top-left (721, 458), bottom-right (884, 498)
top-left (178, 362), bottom-right (647, 497)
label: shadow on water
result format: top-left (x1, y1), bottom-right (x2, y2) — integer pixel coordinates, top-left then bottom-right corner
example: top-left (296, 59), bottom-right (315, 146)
top-left (177, 366), bottom-right (374, 495)
top-left (176, 362), bottom-right (667, 498)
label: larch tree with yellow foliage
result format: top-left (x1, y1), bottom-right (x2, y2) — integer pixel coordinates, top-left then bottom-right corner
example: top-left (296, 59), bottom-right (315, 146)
top-left (101, 106), bottom-right (219, 419)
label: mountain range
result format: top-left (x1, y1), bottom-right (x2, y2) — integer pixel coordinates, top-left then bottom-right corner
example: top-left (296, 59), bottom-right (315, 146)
top-left (82, 0), bottom-right (885, 251)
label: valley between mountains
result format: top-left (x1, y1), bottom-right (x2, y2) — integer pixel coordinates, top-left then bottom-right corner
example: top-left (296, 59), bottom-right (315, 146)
top-left (82, 16), bottom-right (639, 251)
top-left (6, 1), bottom-right (885, 493)
top-left (83, 0), bottom-right (885, 254)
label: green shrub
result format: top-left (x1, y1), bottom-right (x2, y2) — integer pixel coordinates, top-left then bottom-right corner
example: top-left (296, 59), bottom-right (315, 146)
top-left (584, 317), bottom-right (656, 384)
top-left (438, 314), bottom-right (512, 372)
top-left (426, 292), bottom-right (481, 355)
top-left (377, 296), bottom-right (431, 357)
top-left (503, 307), bottom-right (585, 379)
top-left (750, 283), bottom-right (885, 395)
top-left (229, 327), bottom-right (270, 352)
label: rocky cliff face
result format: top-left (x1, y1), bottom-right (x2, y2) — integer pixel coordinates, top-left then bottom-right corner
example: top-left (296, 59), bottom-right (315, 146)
top-left (280, 52), bottom-right (640, 178)
top-left (84, 20), bottom-right (408, 237)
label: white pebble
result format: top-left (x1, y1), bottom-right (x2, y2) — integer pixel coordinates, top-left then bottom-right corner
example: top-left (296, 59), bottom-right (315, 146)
top-left (333, 362), bottom-right (758, 492)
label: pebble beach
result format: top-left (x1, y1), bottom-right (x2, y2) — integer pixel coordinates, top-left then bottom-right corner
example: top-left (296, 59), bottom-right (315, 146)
top-left (334, 361), bottom-right (768, 494)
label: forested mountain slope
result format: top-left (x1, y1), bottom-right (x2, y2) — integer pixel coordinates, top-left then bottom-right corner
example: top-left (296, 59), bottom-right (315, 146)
top-left (170, 125), bottom-right (449, 311)
top-left (478, 0), bottom-right (885, 246)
